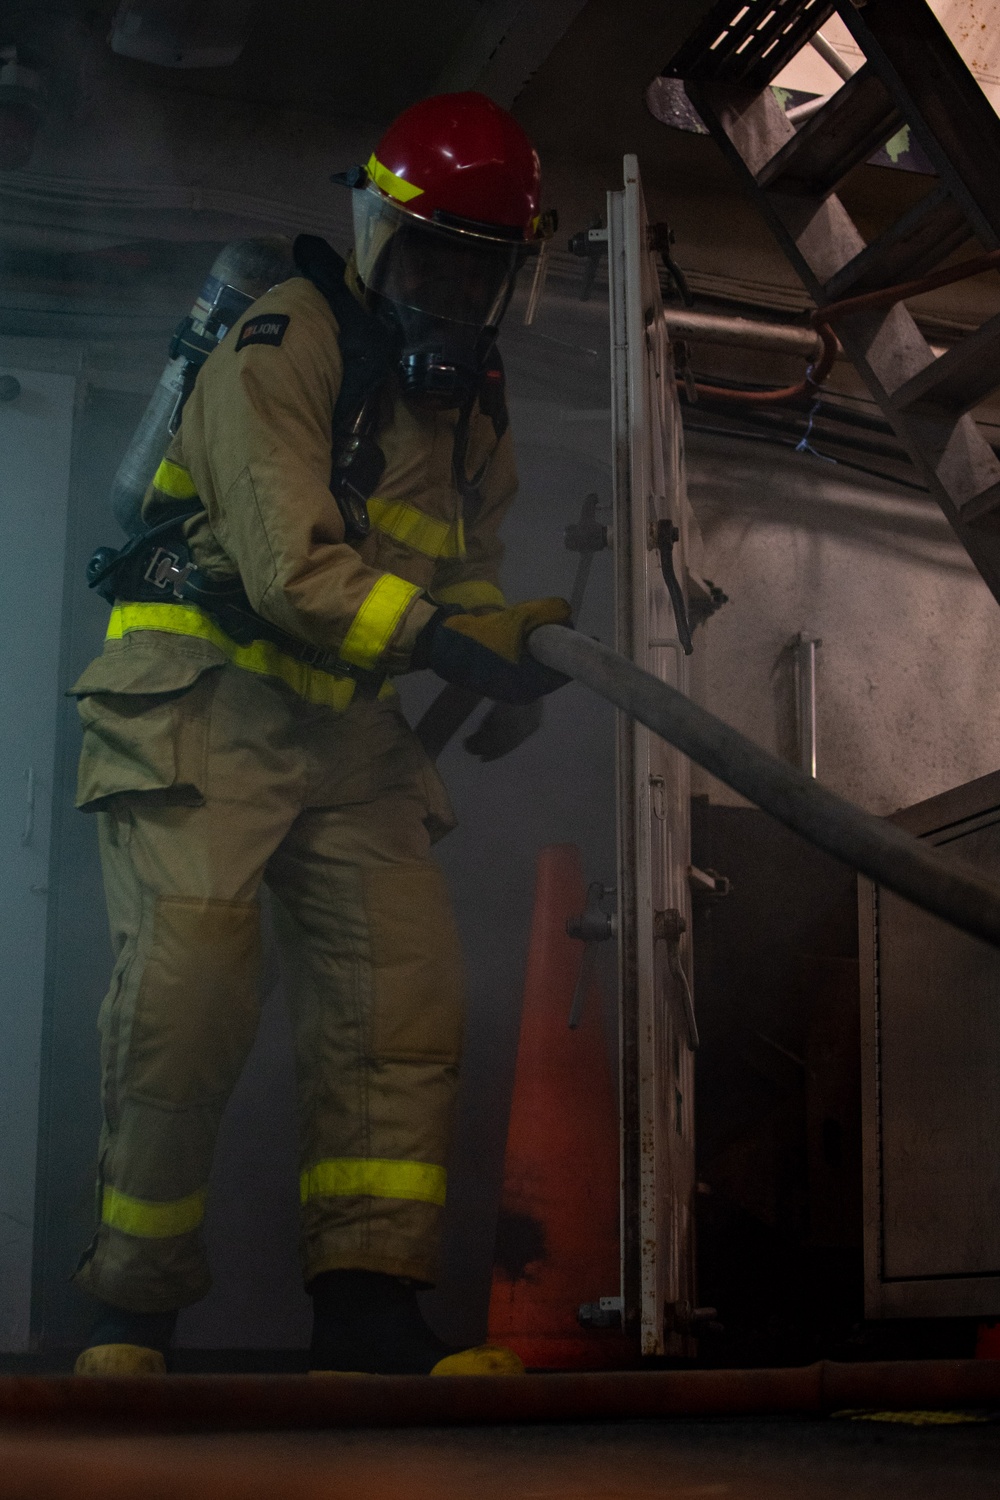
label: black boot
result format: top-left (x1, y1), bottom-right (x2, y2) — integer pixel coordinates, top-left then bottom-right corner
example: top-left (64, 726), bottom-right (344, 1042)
top-left (309, 1269), bottom-right (454, 1374)
top-left (75, 1301), bottom-right (178, 1376)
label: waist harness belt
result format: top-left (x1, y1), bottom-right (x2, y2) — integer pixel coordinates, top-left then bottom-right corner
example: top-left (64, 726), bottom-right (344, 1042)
top-left (86, 513), bottom-right (385, 694)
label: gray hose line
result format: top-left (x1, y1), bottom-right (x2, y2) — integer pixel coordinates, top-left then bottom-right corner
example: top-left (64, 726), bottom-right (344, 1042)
top-left (529, 624), bottom-right (1000, 949)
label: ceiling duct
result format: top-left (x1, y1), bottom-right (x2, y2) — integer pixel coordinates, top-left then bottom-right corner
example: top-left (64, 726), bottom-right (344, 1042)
top-left (109, 0), bottom-right (258, 68)
top-left (0, 47), bottom-right (44, 170)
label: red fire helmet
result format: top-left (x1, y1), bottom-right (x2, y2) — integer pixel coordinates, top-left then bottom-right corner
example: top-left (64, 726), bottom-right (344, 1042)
top-left (367, 91), bottom-right (542, 241)
top-left (340, 93), bottom-right (544, 331)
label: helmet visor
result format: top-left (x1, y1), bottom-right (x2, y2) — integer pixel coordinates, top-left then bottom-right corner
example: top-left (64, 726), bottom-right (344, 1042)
top-left (353, 186), bottom-right (531, 327)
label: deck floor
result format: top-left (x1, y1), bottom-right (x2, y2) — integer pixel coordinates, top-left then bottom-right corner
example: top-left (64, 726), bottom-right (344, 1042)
top-left (1, 1416), bottom-right (997, 1499)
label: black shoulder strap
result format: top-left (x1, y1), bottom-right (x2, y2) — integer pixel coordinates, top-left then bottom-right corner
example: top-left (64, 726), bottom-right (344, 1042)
top-left (293, 234), bottom-right (401, 538)
top-left (478, 345), bottom-right (509, 446)
top-left (292, 234), bottom-right (398, 427)
top-left (453, 347), bottom-right (510, 523)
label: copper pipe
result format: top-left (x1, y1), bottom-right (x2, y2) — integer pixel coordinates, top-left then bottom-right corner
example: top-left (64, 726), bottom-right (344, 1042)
top-left (684, 246), bottom-right (1000, 407)
top-left (682, 320), bottom-right (839, 405)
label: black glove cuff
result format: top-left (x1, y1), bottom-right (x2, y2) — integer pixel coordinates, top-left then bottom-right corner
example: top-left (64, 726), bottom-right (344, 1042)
top-left (410, 602), bottom-right (463, 672)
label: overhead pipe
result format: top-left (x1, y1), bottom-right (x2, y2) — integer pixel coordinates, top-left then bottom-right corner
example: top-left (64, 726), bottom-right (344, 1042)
top-left (0, 1360), bottom-right (997, 1431)
top-left (528, 626), bottom-right (1000, 950)
top-left (664, 307), bottom-right (833, 362)
top-left (664, 307), bottom-right (947, 364)
top-left (109, 0), bottom-right (259, 68)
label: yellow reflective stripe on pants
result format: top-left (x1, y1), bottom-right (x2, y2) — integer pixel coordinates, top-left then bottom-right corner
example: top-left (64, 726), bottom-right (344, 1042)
top-left (433, 580), bottom-right (506, 611)
top-left (367, 497), bottom-right (466, 560)
top-left (106, 601), bottom-right (364, 712)
top-left (366, 152), bottom-right (424, 204)
top-left (152, 459), bottom-right (199, 500)
top-left (338, 573), bottom-right (421, 671)
top-left (300, 1158), bottom-right (447, 1209)
top-left (102, 1185), bottom-right (206, 1238)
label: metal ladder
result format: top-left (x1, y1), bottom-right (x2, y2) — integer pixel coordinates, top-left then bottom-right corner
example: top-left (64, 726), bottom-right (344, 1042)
top-left (661, 0), bottom-right (1000, 607)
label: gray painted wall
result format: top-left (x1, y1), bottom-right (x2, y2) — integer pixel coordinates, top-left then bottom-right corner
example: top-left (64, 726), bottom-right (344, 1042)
top-left (686, 431), bottom-right (1000, 817)
top-left (0, 369), bottom-right (75, 1351)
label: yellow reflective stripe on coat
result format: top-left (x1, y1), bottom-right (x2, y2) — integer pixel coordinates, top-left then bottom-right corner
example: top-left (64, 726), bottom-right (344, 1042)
top-left (106, 601), bottom-right (361, 712)
top-left (339, 573), bottom-right (421, 671)
top-left (433, 580), bottom-right (506, 611)
top-left (366, 152), bottom-right (424, 204)
top-left (367, 497), bottom-right (466, 560)
top-left (102, 1185), bottom-right (206, 1238)
top-left (300, 1158), bottom-right (447, 1208)
top-left (152, 459), bottom-right (199, 500)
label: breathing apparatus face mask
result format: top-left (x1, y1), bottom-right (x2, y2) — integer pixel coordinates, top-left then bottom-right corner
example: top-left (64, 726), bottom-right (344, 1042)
top-left (352, 186), bottom-right (533, 408)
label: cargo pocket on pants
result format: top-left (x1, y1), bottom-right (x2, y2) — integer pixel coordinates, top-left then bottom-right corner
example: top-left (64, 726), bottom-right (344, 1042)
top-left (72, 642), bottom-right (225, 810)
top-left (363, 862), bottom-right (464, 1066)
top-left (126, 896), bottom-right (262, 1108)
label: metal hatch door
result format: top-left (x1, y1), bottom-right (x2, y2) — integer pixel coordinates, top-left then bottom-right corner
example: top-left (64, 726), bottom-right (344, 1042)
top-left (608, 155), bottom-right (698, 1357)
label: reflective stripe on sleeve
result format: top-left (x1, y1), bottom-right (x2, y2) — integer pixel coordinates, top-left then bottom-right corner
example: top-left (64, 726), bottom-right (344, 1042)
top-left (152, 459), bottom-right (199, 500)
top-left (338, 573), bottom-right (422, 671)
top-left (367, 497), bottom-right (466, 560)
top-left (102, 1185), bottom-right (206, 1238)
top-left (433, 580), bottom-right (506, 611)
top-left (300, 1158), bottom-right (447, 1208)
top-left (366, 153), bottom-right (424, 204)
top-left (106, 601), bottom-right (360, 711)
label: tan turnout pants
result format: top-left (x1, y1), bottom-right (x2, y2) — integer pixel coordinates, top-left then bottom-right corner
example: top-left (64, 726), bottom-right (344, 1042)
top-left (72, 656), bottom-right (463, 1312)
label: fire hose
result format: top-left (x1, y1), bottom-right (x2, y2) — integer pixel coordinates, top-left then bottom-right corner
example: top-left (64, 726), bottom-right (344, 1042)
top-left (0, 1359), bottom-right (996, 1431)
top-left (527, 624), bottom-right (1000, 950)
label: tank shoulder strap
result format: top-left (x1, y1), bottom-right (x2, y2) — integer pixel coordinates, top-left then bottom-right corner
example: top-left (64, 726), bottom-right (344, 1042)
top-left (478, 345), bottom-right (509, 445)
top-left (454, 347), bottom-right (510, 522)
top-left (292, 234), bottom-right (398, 426)
top-left (292, 234), bottom-right (400, 538)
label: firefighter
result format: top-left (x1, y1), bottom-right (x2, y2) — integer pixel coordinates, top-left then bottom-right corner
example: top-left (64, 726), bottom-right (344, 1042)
top-left (71, 91), bottom-right (570, 1376)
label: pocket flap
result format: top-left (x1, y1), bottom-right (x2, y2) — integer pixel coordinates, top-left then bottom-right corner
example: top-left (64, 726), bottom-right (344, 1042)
top-left (70, 638), bottom-right (226, 698)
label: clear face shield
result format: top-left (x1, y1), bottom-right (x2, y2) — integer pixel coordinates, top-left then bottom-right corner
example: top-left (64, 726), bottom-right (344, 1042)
top-left (353, 186), bottom-right (532, 327)
top-left (352, 186), bottom-right (536, 405)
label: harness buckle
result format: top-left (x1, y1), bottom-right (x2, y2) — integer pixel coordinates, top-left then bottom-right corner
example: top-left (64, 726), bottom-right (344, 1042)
top-left (145, 546), bottom-right (195, 600)
top-left (295, 642), bottom-right (329, 667)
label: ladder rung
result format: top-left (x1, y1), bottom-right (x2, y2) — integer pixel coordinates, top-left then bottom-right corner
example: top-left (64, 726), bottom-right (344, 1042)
top-left (891, 311), bottom-right (1000, 418)
top-left (956, 478), bottom-right (1000, 526)
top-left (672, 6), bottom-right (1000, 609)
top-left (664, 0), bottom-right (837, 92)
top-left (756, 66), bottom-right (902, 198)
top-left (838, 0), bottom-right (1000, 247)
top-left (959, 486), bottom-right (1000, 528)
top-left (823, 186), bottom-right (972, 301)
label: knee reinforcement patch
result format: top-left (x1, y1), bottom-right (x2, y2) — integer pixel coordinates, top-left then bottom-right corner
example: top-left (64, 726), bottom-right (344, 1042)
top-left (363, 862), bottom-right (464, 1066)
top-left (127, 896), bottom-right (262, 1107)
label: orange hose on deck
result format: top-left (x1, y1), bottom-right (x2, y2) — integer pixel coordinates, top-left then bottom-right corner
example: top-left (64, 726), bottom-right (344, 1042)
top-left (0, 1361), bottom-right (997, 1430)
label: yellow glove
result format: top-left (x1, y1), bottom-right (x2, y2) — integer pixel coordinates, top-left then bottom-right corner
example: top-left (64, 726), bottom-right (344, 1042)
top-left (414, 597), bottom-right (572, 703)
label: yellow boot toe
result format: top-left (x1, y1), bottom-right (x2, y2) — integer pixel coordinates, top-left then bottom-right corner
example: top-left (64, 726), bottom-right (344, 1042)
top-left (74, 1343), bottom-right (166, 1376)
top-left (430, 1344), bottom-right (525, 1376)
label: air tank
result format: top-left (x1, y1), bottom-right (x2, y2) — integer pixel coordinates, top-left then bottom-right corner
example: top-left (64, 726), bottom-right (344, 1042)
top-left (111, 236), bottom-right (296, 534)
